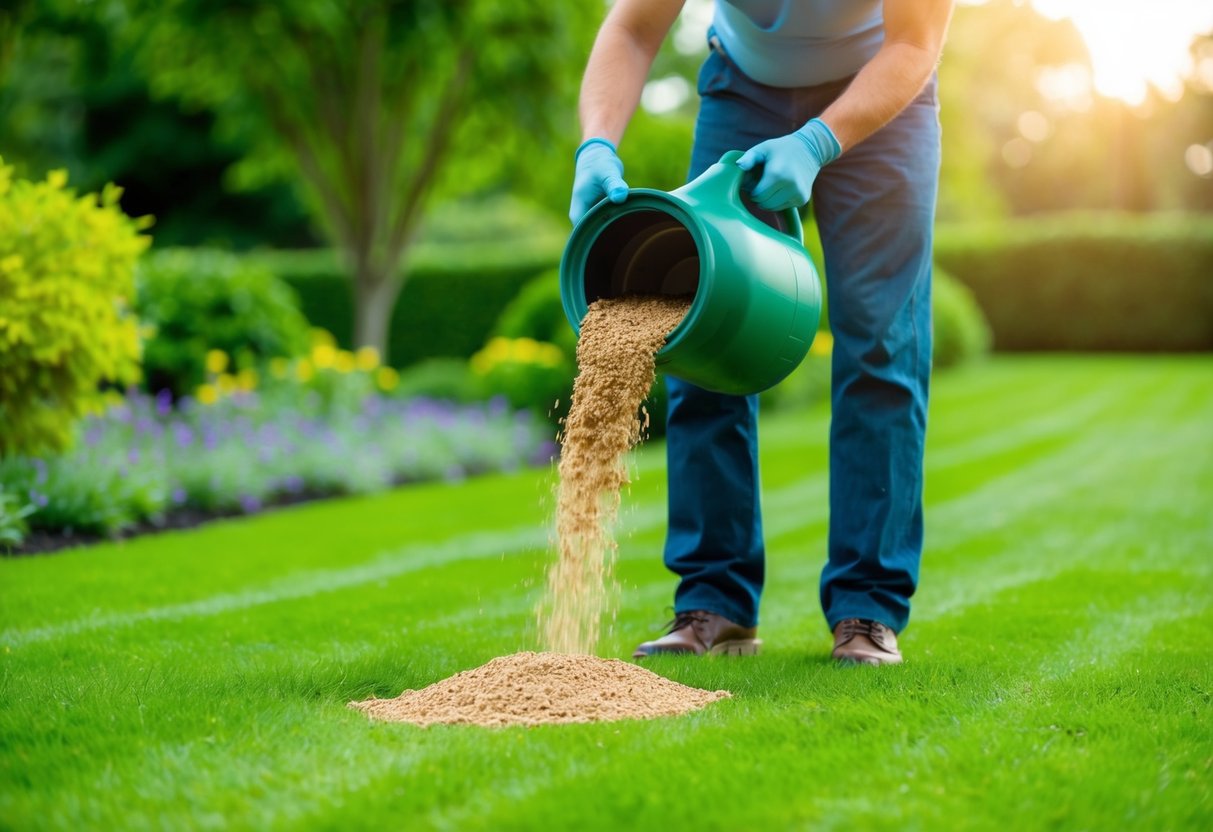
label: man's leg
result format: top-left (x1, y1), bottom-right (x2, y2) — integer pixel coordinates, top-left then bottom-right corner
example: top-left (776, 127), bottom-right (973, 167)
top-left (809, 77), bottom-right (941, 635)
top-left (662, 46), bottom-right (795, 629)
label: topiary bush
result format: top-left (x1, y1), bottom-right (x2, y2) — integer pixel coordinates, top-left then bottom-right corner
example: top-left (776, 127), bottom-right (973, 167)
top-left (0, 161), bottom-right (150, 457)
top-left (934, 214), bottom-right (1213, 351)
top-left (137, 248), bottom-right (311, 396)
top-left (933, 267), bottom-right (992, 368)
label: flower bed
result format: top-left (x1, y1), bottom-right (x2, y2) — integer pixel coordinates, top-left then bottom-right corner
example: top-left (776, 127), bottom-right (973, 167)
top-left (1, 373), bottom-right (556, 554)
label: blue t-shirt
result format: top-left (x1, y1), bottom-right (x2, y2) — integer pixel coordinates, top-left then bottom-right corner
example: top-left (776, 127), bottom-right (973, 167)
top-left (713, 0), bottom-right (885, 87)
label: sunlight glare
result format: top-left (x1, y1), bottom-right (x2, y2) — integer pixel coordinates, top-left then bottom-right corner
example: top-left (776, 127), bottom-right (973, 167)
top-left (1031, 0), bottom-right (1213, 105)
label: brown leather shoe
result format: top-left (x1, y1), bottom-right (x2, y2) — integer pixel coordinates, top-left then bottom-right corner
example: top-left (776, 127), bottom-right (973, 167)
top-left (832, 618), bottom-right (903, 666)
top-left (633, 610), bottom-right (761, 658)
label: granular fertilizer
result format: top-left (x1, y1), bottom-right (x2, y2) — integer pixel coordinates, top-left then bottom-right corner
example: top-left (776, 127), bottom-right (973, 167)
top-left (538, 295), bottom-right (691, 655)
top-left (349, 651), bottom-right (729, 726)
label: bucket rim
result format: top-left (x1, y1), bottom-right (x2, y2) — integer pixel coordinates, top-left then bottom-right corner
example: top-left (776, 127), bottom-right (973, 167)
top-left (559, 189), bottom-right (715, 359)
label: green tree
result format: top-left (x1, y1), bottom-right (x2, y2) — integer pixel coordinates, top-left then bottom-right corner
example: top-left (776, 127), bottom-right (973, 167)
top-left (120, 0), bottom-right (594, 353)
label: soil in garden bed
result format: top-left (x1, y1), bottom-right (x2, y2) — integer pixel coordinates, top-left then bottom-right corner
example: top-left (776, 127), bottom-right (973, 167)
top-left (5, 490), bottom-right (332, 558)
top-left (349, 651), bottom-right (729, 726)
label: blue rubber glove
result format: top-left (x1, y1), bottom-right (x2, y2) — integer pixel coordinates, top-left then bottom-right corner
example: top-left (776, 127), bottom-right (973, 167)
top-left (569, 138), bottom-right (629, 224)
top-left (736, 118), bottom-right (842, 212)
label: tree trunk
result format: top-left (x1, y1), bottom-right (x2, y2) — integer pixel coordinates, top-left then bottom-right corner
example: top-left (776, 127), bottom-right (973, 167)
top-left (352, 258), bottom-right (406, 358)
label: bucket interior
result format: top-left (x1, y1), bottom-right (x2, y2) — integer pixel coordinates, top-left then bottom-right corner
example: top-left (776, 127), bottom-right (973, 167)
top-left (584, 210), bottom-right (700, 303)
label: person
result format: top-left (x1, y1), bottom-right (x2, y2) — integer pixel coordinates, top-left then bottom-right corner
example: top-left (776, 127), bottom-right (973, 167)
top-left (569, 0), bottom-right (954, 666)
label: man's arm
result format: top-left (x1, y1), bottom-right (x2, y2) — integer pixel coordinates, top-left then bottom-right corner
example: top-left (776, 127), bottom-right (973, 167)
top-left (736, 0), bottom-right (954, 211)
top-left (819, 0), bottom-right (955, 151)
top-left (568, 0), bottom-right (684, 222)
top-left (578, 0), bottom-right (686, 145)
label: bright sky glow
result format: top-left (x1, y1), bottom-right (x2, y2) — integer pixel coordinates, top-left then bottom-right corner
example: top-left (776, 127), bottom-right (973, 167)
top-left (1029, 0), bottom-right (1213, 104)
top-left (662, 1), bottom-right (1213, 109)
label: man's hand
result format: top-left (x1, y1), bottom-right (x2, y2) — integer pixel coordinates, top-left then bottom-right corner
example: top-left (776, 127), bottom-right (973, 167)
top-left (569, 138), bottom-right (630, 224)
top-left (735, 118), bottom-right (842, 212)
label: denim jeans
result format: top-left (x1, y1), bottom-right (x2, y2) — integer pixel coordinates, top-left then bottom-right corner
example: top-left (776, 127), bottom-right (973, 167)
top-left (663, 39), bottom-right (940, 633)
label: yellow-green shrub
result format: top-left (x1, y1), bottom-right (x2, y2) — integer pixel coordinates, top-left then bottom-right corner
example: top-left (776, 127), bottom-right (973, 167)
top-left (0, 160), bottom-right (150, 457)
top-left (470, 337), bottom-right (571, 423)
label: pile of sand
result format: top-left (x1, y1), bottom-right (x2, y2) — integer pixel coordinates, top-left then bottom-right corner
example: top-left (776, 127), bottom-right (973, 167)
top-left (349, 297), bottom-right (714, 729)
top-left (538, 295), bottom-right (691, 655)
top-left (349, 651), bottom-right (729, 727)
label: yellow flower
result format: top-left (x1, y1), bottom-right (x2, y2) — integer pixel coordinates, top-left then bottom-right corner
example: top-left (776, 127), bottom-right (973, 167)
top-left (354, 346), bottom-right (380, 371)
top-left (46, 169), bottom-right (68, 189)
top-left (205, 349), bottom-right (229, 375)
top-left (295, 360), bottom-right (315, 382)
top-left (196, 384), bottom-right (218, 405)
top-left (216, 373), bottom-right (237, 394)
top-left (269, 357), bottom-right (289, 379)
top-left (236, 368), bottom-right (258, 391)
top-left (809, 331), bottom-right (834, 357)
top-left (310, 328), bottom-right (336, 348)
top-left (375, 366), bottom-right (399, 392)
top-left (514, 338), bottom-right (539, 362)
top-left (334, 351), bottom-right (356, 374)
top-left (311, 343), bottom-right (336, 369)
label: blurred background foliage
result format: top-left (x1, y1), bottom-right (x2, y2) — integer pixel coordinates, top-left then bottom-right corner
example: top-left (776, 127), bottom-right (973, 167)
top-left (2, 0), bottom-right (1211, 547)
top-left (4, 0), bottom-right (1209, 231)
top-left (1, 0), bottom-right (1210, 376)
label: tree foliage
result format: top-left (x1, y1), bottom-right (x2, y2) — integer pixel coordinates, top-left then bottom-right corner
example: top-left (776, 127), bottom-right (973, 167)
top-left (117, 0), bottom-right (597, 351)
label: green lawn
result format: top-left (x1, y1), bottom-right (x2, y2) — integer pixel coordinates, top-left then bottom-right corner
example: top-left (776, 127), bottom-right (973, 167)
top-left (2, 355), bottom-right (1211, 831)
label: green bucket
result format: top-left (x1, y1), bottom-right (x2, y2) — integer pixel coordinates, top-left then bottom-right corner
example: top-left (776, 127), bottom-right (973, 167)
top-left (560, 150), bottom-right (822, 395)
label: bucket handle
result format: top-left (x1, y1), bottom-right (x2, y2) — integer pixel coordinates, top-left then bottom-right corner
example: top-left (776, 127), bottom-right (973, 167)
top-left (705, 150), bottom-right (804, 243)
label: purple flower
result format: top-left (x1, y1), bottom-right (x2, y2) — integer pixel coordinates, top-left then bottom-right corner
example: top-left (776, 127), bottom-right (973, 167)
top-left (171, 487), bottom-right (187, 506)
top-left (127, 448), bottom-right (141, 465)
top-left (28, 490), bottom-right (50, 509)
top-left (172, 424), bottom-right (195, 448)
top-left (532, 440), bottom-right (559, 465)
top-left (155, 389), bottom-right (173, 418)
top-left (32, 458), bottom-right (48, 486)
top-left (239, 494), bottom-right (262, 513)
top-left (282, 475), bottom-right (305, 494)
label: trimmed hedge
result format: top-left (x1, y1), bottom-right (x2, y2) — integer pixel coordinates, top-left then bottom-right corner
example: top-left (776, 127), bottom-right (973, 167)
top-left (221, 195), bottom-right (571, 368)
top-left (934, 214), bottom-right (1213, 352)
top-left (244, 234), bottom-right (564, 368)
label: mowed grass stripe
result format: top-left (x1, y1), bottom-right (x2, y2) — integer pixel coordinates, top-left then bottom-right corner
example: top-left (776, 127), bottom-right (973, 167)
top-left (302, 571), bottom-right (1212, 832)
top-left (0, 356), bottom-right (1172, 647)
top-left (0, 354), bottom-right (1130, 624)
top-left (2, 357), bottom-right (1211, 832)
top-left (0, 357), bottom-right (1188, 661)
top-left (4, 364), bottom-right (1201, 698)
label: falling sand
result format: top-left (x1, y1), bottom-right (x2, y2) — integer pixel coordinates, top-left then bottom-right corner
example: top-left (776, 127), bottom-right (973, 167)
top-left (348, 295), bottom-right (726, 728)
top-left (538, 295), bottom-right (691, 655)
top-left (349, 651), bottom-right (729, 727)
